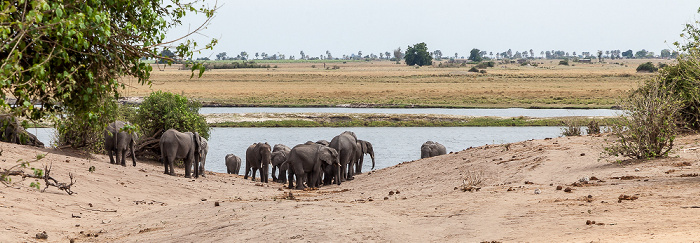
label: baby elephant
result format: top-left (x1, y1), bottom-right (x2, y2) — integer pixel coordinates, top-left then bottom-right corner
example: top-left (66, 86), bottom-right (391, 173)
top-left (421, 141), bottom-right (446, 159)
top-left (225, 154), bottom-right (241, 174)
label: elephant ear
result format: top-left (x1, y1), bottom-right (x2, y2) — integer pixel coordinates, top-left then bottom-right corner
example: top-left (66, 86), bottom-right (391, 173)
top-left (319, 147), bottom-right (334, 165)
top-left (360, 140), bottom-right (368, 153)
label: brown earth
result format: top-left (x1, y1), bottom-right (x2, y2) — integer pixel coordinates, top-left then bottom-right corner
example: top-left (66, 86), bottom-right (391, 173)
top-left (3, 133), bottom-right (700, 242)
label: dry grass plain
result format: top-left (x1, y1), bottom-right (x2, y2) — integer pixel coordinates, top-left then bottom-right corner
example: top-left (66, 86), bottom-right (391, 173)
top-left (120, 59), bottom-right (670, 108)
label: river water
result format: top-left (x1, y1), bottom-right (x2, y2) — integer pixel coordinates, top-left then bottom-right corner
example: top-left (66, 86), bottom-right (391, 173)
top-left (200, 107), bottom-right (620, 117)
top-left (29, 107), bottom-right (615, 175)
top-left (32, 126), bottom-right (565, 175)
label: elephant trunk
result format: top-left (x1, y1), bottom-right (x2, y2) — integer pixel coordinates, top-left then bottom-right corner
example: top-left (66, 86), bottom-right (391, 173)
top-left (335, 158), bottom-right (341, 185)
top-left (130, 136), bottom-right (137, 167)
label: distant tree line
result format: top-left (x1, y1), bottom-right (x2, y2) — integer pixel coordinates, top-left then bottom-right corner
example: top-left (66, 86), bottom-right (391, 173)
top-left (193, 47), bottom-right (678, 63)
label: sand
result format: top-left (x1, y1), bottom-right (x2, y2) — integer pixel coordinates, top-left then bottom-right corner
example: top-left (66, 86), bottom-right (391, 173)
top-left (2, 133), bottom-right (700, 242)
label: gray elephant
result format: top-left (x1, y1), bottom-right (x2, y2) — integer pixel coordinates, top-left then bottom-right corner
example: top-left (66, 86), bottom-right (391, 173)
top-left (315, 140), bottom-right (330, 146)
top-left (329, 131), bottom-right (359, 183)
top-left (271, 144), bottom-right (291, 183)
top-left (0, 115), bottom-right (44, 147)
top-left (195, 137), bottom-right (209, 177)
top-left (104, 120), bottom-right (138, 167)
top-left (354, 140), bottom-right (375, 174)
top-left (159, 129), bottom-right (204, 178)
top-left (245, 142), bottom-right (272, 183)
top-left (421, 141), bottom-right (446, 159)
top-left (285, 143), bottom-right (340, 190)
top-left (225, 154), bottom-right (241, 174)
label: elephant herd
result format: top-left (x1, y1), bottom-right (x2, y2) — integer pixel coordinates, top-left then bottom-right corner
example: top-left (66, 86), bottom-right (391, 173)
top-left (104, 121), bottom-right (208, 179)
top-left (103, 121), bottom-right (446, 190)
top-left (225, 131), bottom-right (376, 190)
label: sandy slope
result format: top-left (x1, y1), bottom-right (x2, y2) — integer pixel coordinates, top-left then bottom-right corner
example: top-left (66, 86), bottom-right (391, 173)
top-left (2, 134), bottom-right (700, 242)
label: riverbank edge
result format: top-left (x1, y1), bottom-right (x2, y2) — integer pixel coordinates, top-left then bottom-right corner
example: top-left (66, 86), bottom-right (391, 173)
top-left (204, 113), bottom-right (621, 128)
top-left (117, 97), bottom-right (620, 109)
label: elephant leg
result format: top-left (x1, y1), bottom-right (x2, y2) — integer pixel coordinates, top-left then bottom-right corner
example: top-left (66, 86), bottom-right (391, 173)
top-left (163, 156), bottom-right (169, 174)
top-left (108, 149), bottom-right (115, 164)
top-left (271, 166), bottom-right (278, 182)
top-left (288, 170), bottom-right (294, 189)
top-left (251, 167), bottom-right (258, 181)
top-left (279, 164), bottom-right (287, 184)
top-left (120, 149), bottom-right (128, 166)
top-left (184, 160), bottom-right (192, 178)
top-left (259, 165), bottom-right (266, 183)
top-left (295, 171), bottom-right (305, 190)
top-left (244, 164), bottom-right (250, 179)
top-left (356, 156), bottom-right (364, 174)
top-left (130, 141), bottom-right (137, 167)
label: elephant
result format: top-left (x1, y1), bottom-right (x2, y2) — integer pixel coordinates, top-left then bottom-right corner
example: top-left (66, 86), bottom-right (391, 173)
top-left (329, 131), bottom-right (359, 183)
top-left (0, 115), bottom-right (44, 147)
top-left (194, 137), bottom-right (209, 177)
top-left (421, 141), bottom-right (446, 159)
top-left (245, 142), bottom-right (272, 183)
top-left (315, 140), bottom-right (330, 146)
top-left (354, 140), bottom-right (375, 174)
top-left (104, 121), bottom-right (138, 167)
top-left (271, 144), bottom-right (291, 183)
top-left (225, 154), bottom-right (241, 174)
top-left (159, 129), bottom-right (204, 178)
top-left (285, 143), bottom-right (340, 190)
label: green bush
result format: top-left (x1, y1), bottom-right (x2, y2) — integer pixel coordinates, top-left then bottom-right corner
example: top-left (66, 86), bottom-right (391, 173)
top-left (558, 59), bottom-right (569, 66)
top-left (468, 67), bottom-right (479, 72)
top-left (55, 97), bottom-right (137, 152)
top-left (636, 62), bottom-right (658, 72)
top-left (604, 79), bottom-right (682, 159)
top-left (655, 59), bottom-right (700, 129)
top-left (475, 61), bottom-right (495, 69)
top-left (137, 91), bottom-right (210, 140)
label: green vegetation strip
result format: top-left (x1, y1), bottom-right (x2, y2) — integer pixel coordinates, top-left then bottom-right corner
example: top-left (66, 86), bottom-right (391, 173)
top-left (210, 116), bottom-right (621, 128)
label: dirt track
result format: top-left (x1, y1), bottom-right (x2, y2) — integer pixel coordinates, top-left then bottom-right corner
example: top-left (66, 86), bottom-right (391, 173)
top-left (3, 133), bottom-right (700, 242)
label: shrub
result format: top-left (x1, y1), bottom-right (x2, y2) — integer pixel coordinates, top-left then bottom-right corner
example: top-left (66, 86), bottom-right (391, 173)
top-left (561, 120), bottom-right (582, 136)
top-left (55, 97), bottom-right (137, 152)
top-left (137, 91), bottom-right (210, 140)
top-left (468, 67), bottom-right (479, 72)
top-left (655, 58), bottom-right (700, 129)
top-left (475, 61), bottom-right (495, 69)
top-left (587, 120), bottom-right (601, 135)
top-left (558, 59), bottom-right (569, 66)
top-left (636, 62), bottom-right (658, 73)
top-left (604, 79), bottom-right (682, 159)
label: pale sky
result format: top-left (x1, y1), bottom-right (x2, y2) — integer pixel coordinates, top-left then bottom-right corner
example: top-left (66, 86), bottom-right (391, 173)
top-left (167, 0), bottom-right (700, 59)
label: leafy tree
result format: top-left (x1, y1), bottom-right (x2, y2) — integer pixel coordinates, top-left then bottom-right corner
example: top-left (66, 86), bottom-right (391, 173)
top-left (622, 50), bottom-right (634, 58)
top-left (468, 48), bottom-right (483, 62)
top-left (393, 47), bottom-right (403, 64)
top-left (597, 50), bottom-right (603, 62)
top-left (255, 52), bottom-right (259, 59)
top-left (0, 0), bottom-right (216, 123)
top-left (240, 52), bottom-right (248, 61)
top-left (404, 42), bottom-right (432, 66)
top-left (635, 49), bottom-right (649, 59)
top-left (433, 50), bottom-right (442, 60)
top-left (300, 51), bottom-right (305, 60)
top-left (216, 52), bottom-right (228, 60)
top-left (660, 49), bottom-right (671, 59)
top-left (135, 91), bottom-right (210, 156)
